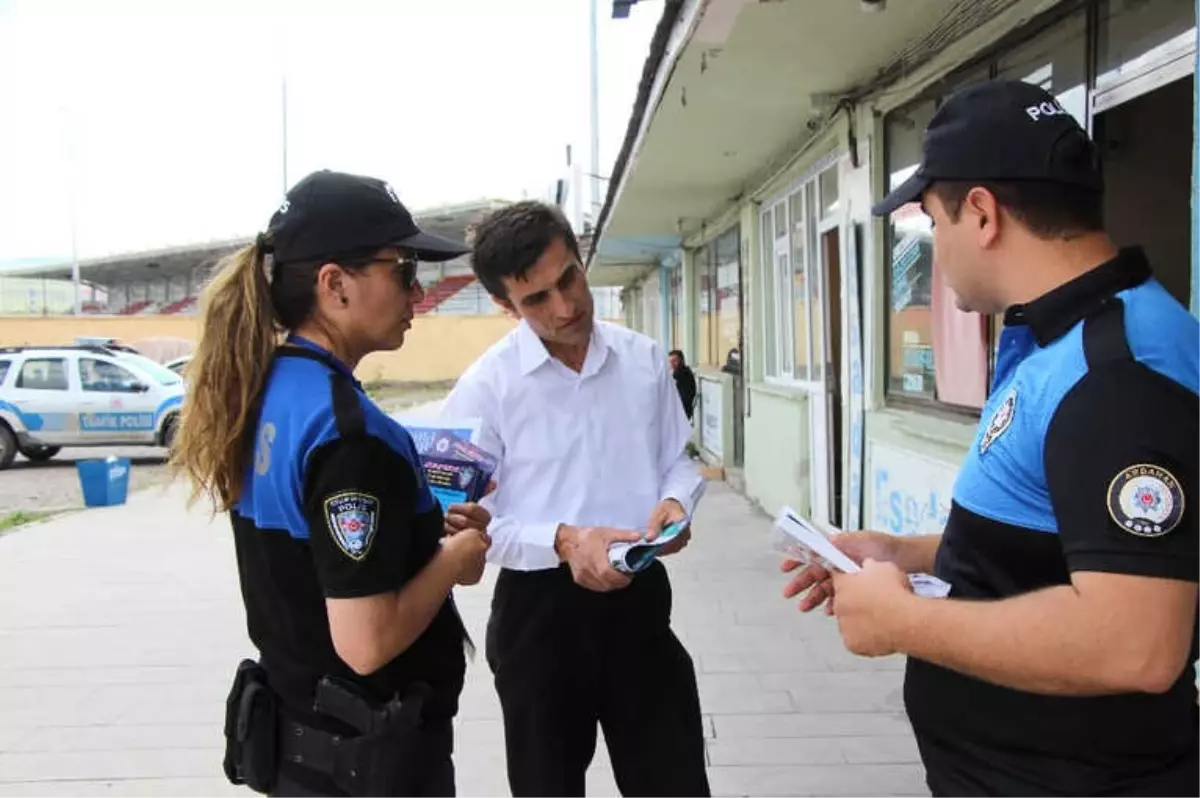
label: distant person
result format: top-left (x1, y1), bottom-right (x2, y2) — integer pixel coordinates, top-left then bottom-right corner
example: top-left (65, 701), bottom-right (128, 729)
top-left (719, 347), bottom-right (741, 377)
top-left (441, 201), bottom-right (710, 797)
top-left (783, 81), bottom-right (1198, 796)
top-left (669, 349), bottom-right (697, 421)
top-left (171, 169), bottom-right (489, 797)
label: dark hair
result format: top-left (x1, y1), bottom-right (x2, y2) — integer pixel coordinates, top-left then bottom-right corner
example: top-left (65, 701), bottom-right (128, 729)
top-left (470, 201), bottom-right (581, 299)
top-left (931, 180), bottom-right (1103, 239)
top-left (171, 242), bottom-right (378, 512)
top-left (669, 349), bottom-right (686, 364)
top-left (268, 250), bottom-right (377, 329)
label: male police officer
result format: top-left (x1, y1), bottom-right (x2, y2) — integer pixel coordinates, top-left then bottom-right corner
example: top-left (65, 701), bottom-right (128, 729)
top-left (783, 81), bottom-right (1198, 796)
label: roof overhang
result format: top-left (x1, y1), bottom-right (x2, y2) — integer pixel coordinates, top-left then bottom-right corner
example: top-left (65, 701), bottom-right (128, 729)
top-left (590, 0), bottom-right (1060, 281)
top-left (3, 199), bottom-right (511, 285)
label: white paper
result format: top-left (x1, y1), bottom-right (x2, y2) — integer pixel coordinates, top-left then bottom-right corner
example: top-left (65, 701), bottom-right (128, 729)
top-left (773, 506), bottom-right (953, 599)
top-left (773, 507), bottom-right (862, 574)
top-left (908, 573), bottom-right (952, 598)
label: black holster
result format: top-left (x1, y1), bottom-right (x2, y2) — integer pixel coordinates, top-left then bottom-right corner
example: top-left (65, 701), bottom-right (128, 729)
top-left (280, 676), bottom-right (438, 797)
top-left (223, 659), bottom-right (280, 794)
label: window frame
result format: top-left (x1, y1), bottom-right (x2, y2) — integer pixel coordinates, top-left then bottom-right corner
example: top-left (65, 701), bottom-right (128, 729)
top-left (758, 154), bottom-right (842, 392)
top-left (79, 357), bottom-right (146, 394)
top-left (879, 2), bottom-right (1100, 416)
top-left (15, 357), bottom-right (70, 392)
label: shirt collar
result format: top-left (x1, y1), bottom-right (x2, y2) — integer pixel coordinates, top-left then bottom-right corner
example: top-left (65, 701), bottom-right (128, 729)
top-left (284, 334), bottom-right (360, 385)
top-left (1002, 247), bottom-right (1152, 347)
top-left (516, 319), bottom-right (612, 376)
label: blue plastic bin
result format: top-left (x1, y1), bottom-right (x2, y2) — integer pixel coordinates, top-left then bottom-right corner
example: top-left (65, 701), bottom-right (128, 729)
top-left (76, 457), bottom-right (131, 507)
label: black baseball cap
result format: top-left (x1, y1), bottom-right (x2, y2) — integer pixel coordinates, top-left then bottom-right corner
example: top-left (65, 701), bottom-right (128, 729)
top-left (872, 80), bottom-right (1103, 216)
top-left (263, 170), bottom-right (471, 263)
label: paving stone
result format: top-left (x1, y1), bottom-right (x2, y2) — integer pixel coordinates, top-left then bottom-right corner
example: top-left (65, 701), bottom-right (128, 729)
top-left (0, 423), bottom-right (925, 796)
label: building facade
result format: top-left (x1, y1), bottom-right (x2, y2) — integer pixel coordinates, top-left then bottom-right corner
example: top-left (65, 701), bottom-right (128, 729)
top-left (592, 0), bottom-right (1198, 533)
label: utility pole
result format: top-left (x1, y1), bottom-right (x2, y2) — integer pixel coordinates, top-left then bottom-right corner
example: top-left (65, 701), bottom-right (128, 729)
top-left (281, 73), bottom-right (289, 194)
top-left (61, 104), bottom-right (81, 315)
top-left (588, 0), bottom-right (601, 227)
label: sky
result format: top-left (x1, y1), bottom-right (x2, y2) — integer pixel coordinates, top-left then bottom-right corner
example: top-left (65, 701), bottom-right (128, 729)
top-left (0, 0), bottom-right (661, 263)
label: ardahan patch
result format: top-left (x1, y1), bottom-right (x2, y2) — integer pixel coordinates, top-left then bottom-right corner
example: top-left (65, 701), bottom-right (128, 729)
top-left (324, 492), bottom-right (380, 560)
top-left (1106, 464), bottom-right (1185, 538)
top-left (979, 388), bottom-right (1017, 454)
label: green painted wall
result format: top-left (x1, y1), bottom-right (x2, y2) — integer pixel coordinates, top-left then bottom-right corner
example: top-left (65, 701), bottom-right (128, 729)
top-left (743, 384), bottom-right (811, 518)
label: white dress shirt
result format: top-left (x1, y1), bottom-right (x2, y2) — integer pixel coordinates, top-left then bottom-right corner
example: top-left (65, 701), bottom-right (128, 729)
top-left (439, 319), bottom-right (705, 571)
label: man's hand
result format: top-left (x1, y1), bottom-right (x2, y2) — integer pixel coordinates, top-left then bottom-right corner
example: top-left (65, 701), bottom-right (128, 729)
top-left (645, 498), bottom-right (691, 557)
top-left (442, 526), bottom-right (491, 586)
top-left (556, 524), bottom-right (641, 592)
top-left (830, 559), bottom-right (914, 657)
top-left (444, 502), bottom-right (491, 538)
top-left (781, 530), bottom-right (901, 614)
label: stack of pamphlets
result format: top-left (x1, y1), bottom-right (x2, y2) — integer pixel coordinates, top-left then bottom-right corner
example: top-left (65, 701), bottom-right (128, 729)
top-left (771, 507), bottom-right (952, 598)
top-left (608, 516), bottom-right (691, 574)
top-left (391, 415), bottom-right (498, 513)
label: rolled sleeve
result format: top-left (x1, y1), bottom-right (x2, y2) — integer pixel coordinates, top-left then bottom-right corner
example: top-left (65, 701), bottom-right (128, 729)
top-left (1044, 361), bottom-right (1198, 583)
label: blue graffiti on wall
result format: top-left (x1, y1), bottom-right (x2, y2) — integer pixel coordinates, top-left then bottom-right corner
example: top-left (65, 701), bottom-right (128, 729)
top-left (873, 467), bottom-right (952, 536)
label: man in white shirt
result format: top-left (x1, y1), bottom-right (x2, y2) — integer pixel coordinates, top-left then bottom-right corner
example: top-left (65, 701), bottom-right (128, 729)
top-left (440, 201), bottom-right (710, 797)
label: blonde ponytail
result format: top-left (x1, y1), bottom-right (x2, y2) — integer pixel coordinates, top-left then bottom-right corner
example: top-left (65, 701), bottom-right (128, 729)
top-left (171, 242), bottom-right (278, 511)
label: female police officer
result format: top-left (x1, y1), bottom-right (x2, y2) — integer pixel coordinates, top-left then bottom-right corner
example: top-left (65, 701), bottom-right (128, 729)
top-left (171, 169), bottom-right (490, 797)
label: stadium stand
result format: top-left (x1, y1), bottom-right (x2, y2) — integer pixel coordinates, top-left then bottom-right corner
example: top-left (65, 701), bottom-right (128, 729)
top-left (0, 200), bottom-right (636, 321)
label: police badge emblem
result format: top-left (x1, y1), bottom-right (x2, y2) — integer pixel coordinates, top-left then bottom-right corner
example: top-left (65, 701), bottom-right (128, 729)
top-left (1107, 464), bottom-right (1185, 538)
top-left (323, 492), bottom-right (380, 561)
top-left (979, 388), bottom-right (1017, 454)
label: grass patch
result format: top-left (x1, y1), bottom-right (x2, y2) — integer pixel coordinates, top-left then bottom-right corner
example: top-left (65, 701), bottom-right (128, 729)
top-left (363, 380), bottom-right (453, 412)
top-left (0, 510), bottom-right (53, 535)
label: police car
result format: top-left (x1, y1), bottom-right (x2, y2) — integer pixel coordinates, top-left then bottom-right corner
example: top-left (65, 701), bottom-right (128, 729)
top-left (0, 344), bottom-right (185, 469)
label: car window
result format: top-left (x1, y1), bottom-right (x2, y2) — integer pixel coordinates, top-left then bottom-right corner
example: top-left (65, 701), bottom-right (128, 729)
top-left (16, 358), bottom-right (68, 391)
top-left (80, 358), bottom-right (143, 393)
top-left (0, 360), bottom-right (10, 386)
top-left (116, 353), bottom-right (182, 386)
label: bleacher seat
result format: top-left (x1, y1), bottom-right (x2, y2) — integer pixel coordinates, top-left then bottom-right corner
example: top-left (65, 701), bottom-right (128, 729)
top-left (414, 275), bottom-right (477, 314)
top-left (161, 296), bottom-right (197, 314)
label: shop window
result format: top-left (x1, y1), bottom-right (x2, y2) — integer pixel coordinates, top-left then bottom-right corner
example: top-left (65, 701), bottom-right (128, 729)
top-left (760, 211), bottom-right (778, 375)
top-left (698, 246), bottom-right (716, 367)
top-left (642, 272), bottom-right (662, 344)
top-left (761, 162), bottom-right (839, 383)
top-left (884, 100), bottom-right (990, 409)
top-left (1096, 0), bottom-right (1195, 95)
top-left (667, 266), bottom-right (683, 351)
top-left (997, 9), bottom-right (1088, 125)
top-left (696, 226), bottom-right (741, 369)
top-left (714, 227), bottom-right (741, 372)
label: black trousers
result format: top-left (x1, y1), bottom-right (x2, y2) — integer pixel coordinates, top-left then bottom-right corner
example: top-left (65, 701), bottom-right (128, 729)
top-left (486, 561), bottom-right (710, 797)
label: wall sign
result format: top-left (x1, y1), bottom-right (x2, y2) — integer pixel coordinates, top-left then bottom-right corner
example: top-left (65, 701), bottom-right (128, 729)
top-left (699, 378), bottom-right (723, 459)
top-left (869, 442), bottom-right (958, 536)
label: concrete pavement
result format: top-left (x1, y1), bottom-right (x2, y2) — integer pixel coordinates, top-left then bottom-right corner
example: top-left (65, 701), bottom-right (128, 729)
top-left (0, 454), bottom-right (925, 796)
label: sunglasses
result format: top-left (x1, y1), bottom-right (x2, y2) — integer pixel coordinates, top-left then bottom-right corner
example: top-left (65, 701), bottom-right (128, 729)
top-left (365, 255), bottom-right (420, 290)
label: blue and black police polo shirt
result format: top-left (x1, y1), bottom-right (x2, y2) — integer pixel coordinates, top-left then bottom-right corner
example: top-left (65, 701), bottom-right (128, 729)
top-left (231, 336), bottom-right (466, 730)
top-left (905, 248), bottom-right (1198, 796)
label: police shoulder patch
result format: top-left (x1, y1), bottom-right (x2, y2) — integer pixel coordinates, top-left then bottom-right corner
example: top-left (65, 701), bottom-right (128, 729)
top-left (980, 387), bottom-right (1017, 454)
top-left (1106, 464), bottom-right (1185, 538)
top-left (324, 491), bottom-right (381, 561)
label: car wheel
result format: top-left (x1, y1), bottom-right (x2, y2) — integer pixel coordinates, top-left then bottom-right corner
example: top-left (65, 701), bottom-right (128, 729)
top-left (161, 416), bottom-right (178, 451)
top-left (0, 425), bottom-right (16, 470)
top-left (17, 444), bottom-right (60, 462)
